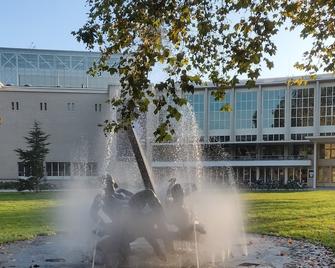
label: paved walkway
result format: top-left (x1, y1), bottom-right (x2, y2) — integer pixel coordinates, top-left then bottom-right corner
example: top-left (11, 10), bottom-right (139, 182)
top-left (0, 233), bottom-right (334, 268)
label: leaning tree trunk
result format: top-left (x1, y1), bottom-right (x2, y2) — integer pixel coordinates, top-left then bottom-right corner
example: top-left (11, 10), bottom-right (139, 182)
top-left (126, 127), bottom-right (155, 192)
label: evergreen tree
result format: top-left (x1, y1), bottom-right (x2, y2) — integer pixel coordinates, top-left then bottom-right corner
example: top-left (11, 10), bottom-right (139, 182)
top-left (15, 121), bottom-right (50, 191)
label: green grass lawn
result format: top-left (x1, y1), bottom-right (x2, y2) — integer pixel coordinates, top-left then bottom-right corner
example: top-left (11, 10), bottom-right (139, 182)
top-left (1, 190), bottom-right (335, 251)
top-left (244, 190), bottom-right (335, 250)
top-left (0, 192), bottom-right (61, 243)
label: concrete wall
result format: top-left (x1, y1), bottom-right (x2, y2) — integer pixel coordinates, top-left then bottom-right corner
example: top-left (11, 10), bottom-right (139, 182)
top-left (0, 87), bottom-right (109, 179)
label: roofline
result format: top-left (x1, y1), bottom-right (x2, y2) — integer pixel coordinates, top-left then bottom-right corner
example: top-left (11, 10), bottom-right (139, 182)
top-left (0, 46), bottom-right (122, 57)
top-left (195, 73), bottom-right (335, 89)
top-left (0, 85), bottom-right (108, 94)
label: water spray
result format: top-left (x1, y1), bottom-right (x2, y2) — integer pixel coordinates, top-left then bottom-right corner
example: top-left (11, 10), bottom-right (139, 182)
top-left (194, 219), bottom-right (200, 268)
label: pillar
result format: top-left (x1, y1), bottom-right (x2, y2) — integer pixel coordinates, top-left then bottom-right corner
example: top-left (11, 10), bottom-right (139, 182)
top-left (256, 167), bottom-right (260, 181)
top-left (284, 168), bottom-right (288, 184)
top-left (313, 142), bottom-right (318, 189)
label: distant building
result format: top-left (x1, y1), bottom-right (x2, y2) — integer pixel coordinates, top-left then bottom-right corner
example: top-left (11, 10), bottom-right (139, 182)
top-left (1, 47), bottom-right (335, 188)
top-left (0, 47), bottom-right (125, 183)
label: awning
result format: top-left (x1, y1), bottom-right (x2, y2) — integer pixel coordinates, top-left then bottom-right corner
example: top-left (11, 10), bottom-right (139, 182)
top-left (308, 136), bottom-right (335, 143)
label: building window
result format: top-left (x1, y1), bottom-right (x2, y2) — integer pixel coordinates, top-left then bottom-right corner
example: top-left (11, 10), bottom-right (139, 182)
top-left (46, 162), bottom-right (97, 176)
top-left (288, 167), bottom-right (308, 184)
top-left (95, 103), bottom-right (102, 112)
top-left (11, 101), bottom-right (19, 111)
top-left (187, 93), bottom-right (205, 129)
top-left (290, 133), bottom-right (313, 140)
top-left (46, 162), bottom-right (71, 176)
top-left (17, 162), bottom-right (31, 177)
top-left (67, 102), bottom-right (75, 111)
top-left (262, 134), bottom-right (285, 141)
top-left (72, 162), bottom-right (98, 176)
top-left (319, 144), bottom-right (335, 160)
top-left (320, 86), bottom-right (335, 126)
top-left (317, 167), bottom-right (335, 183)
top-left (235, 91), bottom-right (257, 129)
top-left (209, 92), bottom-right (231, 129)
top-left (236, 135), bottom-right (257, 142)
top-left (259, 167), bottom-right (285, 184)
top-left (40, 102), bottom-right (47, 111)
top-left (263, 89), bottom-right (285, 128)
top-left (261, 145), bottom-right (284, 159)
top-left (320, 132), bottom-right (335, 136)
top-left (209, 135), bottom-right (230, 143)
top-left (291, 88), bottom-right (314, 127)
top-left (235, 145), bottom-right (257, 159)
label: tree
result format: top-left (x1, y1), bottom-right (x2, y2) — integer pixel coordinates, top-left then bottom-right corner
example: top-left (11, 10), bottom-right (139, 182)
top-left (15, 121), bottom-right (50, 191)
top-left (73, 0), bottom-right (335, 141)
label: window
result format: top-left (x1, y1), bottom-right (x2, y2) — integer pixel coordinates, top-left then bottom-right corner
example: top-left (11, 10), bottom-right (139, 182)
top-left (11, 101), bottom-right (19, 110)
top-left (72, 162), bottom-right (98, 176)
top-left (263, 89), bottom-right (285, 128)
top-left (235, 145), bottom-right (257, 159)
top-left (320, 86), bottom-right (335, 126)
top-left (291, 88), bottom-right (314, 127)
top-left (209, 136), bottom-right (230, 143)
top-left (290, 133), bottom-right (313, 140)
top-left (46, 162), bottom-right (71, 176)
top-left (261, 145), bottom-right (284, 159)
top-left (186, 93), bottom-right (205, 129)
top-left (40, 102), bottom-right (47, 111)
top-left (17, 162), bottom-right (31, 177)
top-left (94, 103), bottom-right (102, 112)
top-left (235, 91), bottom-right (257, 129)
top-left (320, 132), bottom-right (335, 136)
top-left (236, 135), bottom-right (257, 142)
top-left (319, 144), bottom-right (335, 160)
top-left (318, 167), bottom-right (333, 183)
top-left (262, 134), bottom-right (285, 141)
top-left (209, 92), bottom-right (231, 129)
top-left (67, 102), bottom-right (75, 111)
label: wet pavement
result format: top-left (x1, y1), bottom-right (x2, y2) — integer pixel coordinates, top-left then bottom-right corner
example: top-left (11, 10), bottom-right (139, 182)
top-left (0, 233), bottom-right (335, 268)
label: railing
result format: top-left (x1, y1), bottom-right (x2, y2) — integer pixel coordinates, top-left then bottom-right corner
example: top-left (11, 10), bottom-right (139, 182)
top-left (232, 155), bottom-right (308, 160)
top-left (153, 155), bottom-right (310, 162)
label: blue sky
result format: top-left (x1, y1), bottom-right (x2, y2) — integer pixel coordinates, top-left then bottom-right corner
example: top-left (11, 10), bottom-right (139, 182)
top-left (1, 0), bottom-right (312, 81)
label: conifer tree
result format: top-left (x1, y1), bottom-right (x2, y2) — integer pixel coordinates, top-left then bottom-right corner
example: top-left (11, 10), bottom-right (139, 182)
top-left (15, 121), bottom-right (50, 191)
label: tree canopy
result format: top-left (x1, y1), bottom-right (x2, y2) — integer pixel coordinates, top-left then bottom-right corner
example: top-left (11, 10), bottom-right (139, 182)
top-left (73, 0), bottom-right (335, 141)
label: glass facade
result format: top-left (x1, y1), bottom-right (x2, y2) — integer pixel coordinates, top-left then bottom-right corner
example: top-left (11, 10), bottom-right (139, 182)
top-left (187, 93), bottom-right (205, 130)
top-left (288, 167), bottom-right (308, 184)
top-left (259, 167), bottom-right (285, 184)
top-left (318, 167), bottom-right (335, 184)
top-left (291, 87), bottom-right (314, 127)
top-left (320, 86), bottom-right (335, 126)
top-left (209, 92), bottom-right (231, 129)
top-left (235, 91), bottom-right (257, 129)
top-left (263, 89), bottom-right (285, 128)
top-left (319, 144), bottom-right (335, 159)
top-left (0, 48), bottom-right (117, 88)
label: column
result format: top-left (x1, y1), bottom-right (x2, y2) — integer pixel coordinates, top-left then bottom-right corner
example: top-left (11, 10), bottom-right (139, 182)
top-left (16, 52), bottom-right (19, 86)
top-left (314, 81), bottom-right (320, 136)
top-left (284, 82), bottom-right (291, 140)
top-left (313, 142), bottom-right (318, 189)
top-left (256, 167), bottom-right (260, 181)
top-left (284, 168), bottom-right (288, 184)
top-left (257, 85), bottom-right (262, 141)
top-left (230, 88), bottom-right (236, 142)
top-left (204, 87), bottom-right (209, 142)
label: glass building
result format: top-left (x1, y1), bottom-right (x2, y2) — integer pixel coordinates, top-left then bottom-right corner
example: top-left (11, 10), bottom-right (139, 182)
top-left (0, 47), bottom-right (118, 88)
top-left (152, 75), bottom-right (335, 189)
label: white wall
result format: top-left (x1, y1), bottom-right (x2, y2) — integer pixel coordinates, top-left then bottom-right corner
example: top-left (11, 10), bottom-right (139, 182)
top-left (0, 87), bottom-right (109, 179)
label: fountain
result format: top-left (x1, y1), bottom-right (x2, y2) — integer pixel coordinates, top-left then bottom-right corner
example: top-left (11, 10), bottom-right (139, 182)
top-left (56, 89), bottom-right (248, 268)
